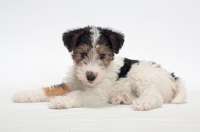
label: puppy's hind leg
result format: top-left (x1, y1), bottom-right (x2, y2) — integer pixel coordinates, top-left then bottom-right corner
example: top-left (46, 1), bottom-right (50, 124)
top-left (132, 86), bottom-right (164, 111)
top-left (12, 83), bottom-right (71, 103)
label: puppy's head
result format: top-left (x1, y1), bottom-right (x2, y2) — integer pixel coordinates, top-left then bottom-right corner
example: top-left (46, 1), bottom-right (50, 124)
top-left (63, 26), bottom-right (124, 87)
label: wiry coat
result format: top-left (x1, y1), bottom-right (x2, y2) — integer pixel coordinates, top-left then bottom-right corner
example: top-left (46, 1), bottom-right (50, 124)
top-left (13, 26), bottom-right (186, 111)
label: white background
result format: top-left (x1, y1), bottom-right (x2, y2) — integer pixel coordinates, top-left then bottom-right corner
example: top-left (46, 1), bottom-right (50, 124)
top-left (0, 0), bottom-right (199, 86)
top-left (1, 2), bottom-right (200, 132)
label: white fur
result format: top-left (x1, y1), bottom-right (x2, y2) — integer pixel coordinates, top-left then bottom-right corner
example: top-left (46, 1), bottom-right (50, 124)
top-left (12, 57), bottom-right (186, 111)
top-left (58, 57), bottom-right (186, 110)
top-left (76, 48), bottom-right (107, 87)
top-left (12, 89), bottom-right (50, 103)
top-left (90, 26), bottom-right (100, 47)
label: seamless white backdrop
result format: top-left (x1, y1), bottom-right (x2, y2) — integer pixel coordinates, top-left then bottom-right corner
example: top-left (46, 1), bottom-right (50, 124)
top-left (0, 0), bottom-right (199, 86)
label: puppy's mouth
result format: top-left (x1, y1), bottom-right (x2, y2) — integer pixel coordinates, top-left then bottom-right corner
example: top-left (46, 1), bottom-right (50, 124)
top-left (85, 78), bottom-right (102, 87)
top-left (88, 81), bottom-right (93, 83)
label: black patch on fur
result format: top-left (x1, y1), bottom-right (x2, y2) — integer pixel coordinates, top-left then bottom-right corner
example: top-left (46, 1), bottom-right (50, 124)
top-left (98, 27), bottom-right (124, 54)
top-left (98, 32), bottom-right (112, 48)
top-left (117, 58), bottom-right (139, 80)
top-left (63, 27), bottom-right (92, 52)
top-left (51, 83), bottom-right (67, 89)
top-left (171, 73), bottom-right (178, 81)
top-left (151, 61), bottom-right (161, 68)
top-left (76, 27), bottom-right (92, 47)
top-left (63, 26), bottom-right (124, 54)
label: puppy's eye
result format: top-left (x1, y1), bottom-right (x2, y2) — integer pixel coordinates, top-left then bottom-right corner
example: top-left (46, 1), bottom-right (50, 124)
top-left (81, 53), bottom-right (87, 58)
top-left (99, 54), bottom-right (105, 59)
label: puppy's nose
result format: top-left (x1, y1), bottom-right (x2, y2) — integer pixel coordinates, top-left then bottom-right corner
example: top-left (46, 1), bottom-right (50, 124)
top-left (86, 71), bottom-right (96, 82)
top-left (87, 75), bottom-right (96, 82)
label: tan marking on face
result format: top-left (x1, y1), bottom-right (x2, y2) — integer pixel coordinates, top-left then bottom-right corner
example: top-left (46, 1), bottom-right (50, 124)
top-left (43, 83), bottom-right (71, 97)
top-left (97, 45), bottom-right (114, 67)
top-left (72, 44), bottom-right (92, 65)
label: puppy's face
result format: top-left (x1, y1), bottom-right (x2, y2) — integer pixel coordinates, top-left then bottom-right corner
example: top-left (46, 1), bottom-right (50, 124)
top-left (63, 26), bottom-right (124, 87)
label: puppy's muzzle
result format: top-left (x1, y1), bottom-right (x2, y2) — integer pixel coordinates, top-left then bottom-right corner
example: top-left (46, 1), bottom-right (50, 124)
top-left (86, 71), bottom-right (96, 82)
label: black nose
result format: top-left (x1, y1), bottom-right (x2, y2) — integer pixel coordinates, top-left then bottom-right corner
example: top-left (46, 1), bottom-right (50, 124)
top-left (87, 74), bottom-right (96, 82)
top-left (86, 71), bottom-right (96, 82)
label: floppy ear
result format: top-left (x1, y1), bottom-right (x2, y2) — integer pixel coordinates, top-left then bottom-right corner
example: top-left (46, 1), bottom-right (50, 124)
top-left (103, 29), bottom-right (124, 54)
top-left (62, 29), bottom-right (84, 52)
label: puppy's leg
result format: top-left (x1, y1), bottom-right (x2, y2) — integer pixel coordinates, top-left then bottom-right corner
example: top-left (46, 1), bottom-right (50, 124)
top-left (12, 83), bottom-right (71, 103)
top-left (132, 86), bottom-right (164, 111)
top-left (49, 90), bottom-right (108, 109)
top-left (110, 92), bottom-right (136, 105)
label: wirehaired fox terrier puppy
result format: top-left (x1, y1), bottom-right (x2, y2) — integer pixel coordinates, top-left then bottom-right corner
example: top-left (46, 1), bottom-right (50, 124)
top-left (12, 26), bottom-right (186, 111)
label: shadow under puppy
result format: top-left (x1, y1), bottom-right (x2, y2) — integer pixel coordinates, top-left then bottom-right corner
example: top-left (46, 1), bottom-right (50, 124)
top-left (13, 26), bottom-right (187, 111)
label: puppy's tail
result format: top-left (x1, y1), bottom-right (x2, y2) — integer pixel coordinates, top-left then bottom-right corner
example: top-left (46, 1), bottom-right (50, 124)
top-left (171, 79), bottom-right (187, 104)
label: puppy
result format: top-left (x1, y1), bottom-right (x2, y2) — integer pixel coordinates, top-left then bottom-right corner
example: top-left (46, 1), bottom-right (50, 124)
top-left (13, 26), bottom-right (186, 111)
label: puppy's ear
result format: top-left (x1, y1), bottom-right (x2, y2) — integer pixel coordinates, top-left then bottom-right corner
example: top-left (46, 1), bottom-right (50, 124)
top-left (102, 29), bottom-right (124, 54)
top-left (62, 29), bottom-right (84, 52)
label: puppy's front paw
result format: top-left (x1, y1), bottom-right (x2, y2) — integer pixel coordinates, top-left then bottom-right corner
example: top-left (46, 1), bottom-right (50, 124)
top-left (48, 96), bottom-right (73, 109)
top-left (110, 92), bottom-right (133, 105)
top-left (132, 98), bottom-right (151, 111)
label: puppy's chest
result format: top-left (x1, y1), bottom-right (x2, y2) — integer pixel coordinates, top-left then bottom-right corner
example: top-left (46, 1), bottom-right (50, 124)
top-left (98, 76), bottom-right (133, 97)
